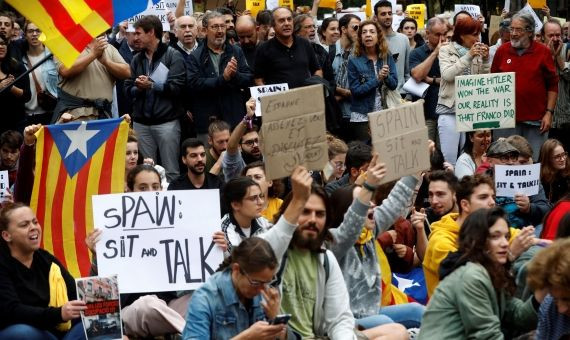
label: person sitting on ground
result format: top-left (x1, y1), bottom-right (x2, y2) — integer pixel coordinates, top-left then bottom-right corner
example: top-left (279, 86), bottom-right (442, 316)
top-left (0, 202), bottom-right (87, 339)
top-left (541, 192), bottom-right (570, 240)
top-left (419, 207), bottom-right (540, 339)
top-left (538, 138), bottom-right (570, 203)
top-left (454, 130), bottom-right (491, 179)
top-left (242, 161), bottom-right (283, 223)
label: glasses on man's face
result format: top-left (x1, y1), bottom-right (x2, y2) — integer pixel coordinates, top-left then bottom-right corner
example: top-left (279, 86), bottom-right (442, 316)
top-left (509, 27), bottom-right (528, 34)
top-left (351, 24), bottom-right (360, 31)
top-left (303, 24), bottom-right (316, 30)
top-left (26, 28), bottom-right (41, 35)
top-left (241, 138), bottom-right (259, 147)
top-left (209, 24), bottom-right (226, 31)
top-left (498, 152), bottom-right (519, 163)
top-left (331, 161), bottom-right (346, 170)
top-left (240, 269), bottom-right (274, 288)
top-left (244, 193), bottom-right (265, 203)
top-left (553, 152), bottom-right (568, 162)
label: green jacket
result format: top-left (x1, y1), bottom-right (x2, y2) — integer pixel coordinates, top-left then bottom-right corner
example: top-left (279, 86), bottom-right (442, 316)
top-left (418, 262), bottom-right (537, 340)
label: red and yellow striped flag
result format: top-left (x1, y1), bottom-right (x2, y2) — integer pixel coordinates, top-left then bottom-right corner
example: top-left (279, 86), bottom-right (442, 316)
top-left (30, 118), bottom-right (128, 278)
top-left (6, 0), bottom-right (159, 67)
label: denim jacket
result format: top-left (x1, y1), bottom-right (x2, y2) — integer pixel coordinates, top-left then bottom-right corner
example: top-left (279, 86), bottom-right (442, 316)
top-left (183, 269), bottom-right (266, 339)
top-left (347, 53), bottom-right (398, 114)
top-left (21, 47), bottom-right (59, 97)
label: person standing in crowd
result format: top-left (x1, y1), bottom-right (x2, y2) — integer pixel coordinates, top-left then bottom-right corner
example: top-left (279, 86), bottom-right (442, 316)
top-left (254, 7), bottom-right (322, 88)
top-left (347, 20), bottom-right (397, 141)
top-left (455, 130), bottom-right (492, 179)
top-left (437, 16), bottom-right (489, 166)
top-left (294, 14), bottom-right (318, 44)
top-left (0, 34), bottom-right (30, 134)
top-left (172, 15), bottom-right (199, 59)
top-left (491, 12), bottom-right (558, 160)
top-left (419, 207), bottom-right (540, 339)
top-left (0, 130), bottom-right (22, 190)
top-left (188, 11), bottom-right (252, 134)
top-left (21, 22), bottom-right (57, 126)
top-left (54, 34), bottom-right (129, 122)
top-left (542, 19), bottom-right (570, 152)
top-left (115, 25), bottom-right (139, 117)
top-left (235, 15), bottom-right (259, 69)
top-left (0, 203), bottom-right (87, 339)
top-left (255, 10), bottom-right (272, 43)
top-left (410, 17), bottom-right (447, 147)
top-left (319, 17), bottom-right (340, 50)
top-left (205, 120), bottom-right (230, 175)
top-left (168, 138), bottom-right (223, 191)
top-left (125, 15), bottom-right (186, 183)
top-left (332, 14), bottom-right (361, 140)
top-left (539, 139), bottom-right (570, 203)
top-left (398, 18), bottom-right (424, 50)
top-left (374, 1), bottom-right (410, 96)
top-left (489, 17), bottom-right (511, 64)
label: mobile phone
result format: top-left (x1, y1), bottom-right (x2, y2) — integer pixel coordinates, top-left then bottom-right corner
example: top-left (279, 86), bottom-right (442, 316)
top-left (270, 314), bottom-right (292, 325)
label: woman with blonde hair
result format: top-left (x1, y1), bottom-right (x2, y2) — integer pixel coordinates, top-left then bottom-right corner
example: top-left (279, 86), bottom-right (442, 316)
top-left (347, 20), bottom-right (397, 141)
top-left (538, 138), bottom-right (570, 203)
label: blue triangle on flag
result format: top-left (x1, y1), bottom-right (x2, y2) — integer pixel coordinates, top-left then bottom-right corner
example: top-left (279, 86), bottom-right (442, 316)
top-left (48, 119), bottom-right (122, 178)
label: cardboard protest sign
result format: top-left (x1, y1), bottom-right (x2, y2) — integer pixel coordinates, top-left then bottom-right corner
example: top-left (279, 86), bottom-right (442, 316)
top-left (495, 163), bottom-right (541, 197)
top-left (369, 101), bottom-right (430, 183)
top-left (0, 170), bottom-right (8, 202)
top-left (519, 4), bottom-right (543, 33)
top-left (489, 16), bottom-right (502, 43)
top-left (76, 275), bottom-right (122, 340)
top-left (250, 83), bottom-right (289, 116)
top-left (128, 0), bottom-right (193, 31)
top-left (93, 190), bottom-right (223, 294)
top-left (455, 72), bottom-right (516, 132)
top-left (406, 4), bottom-right (426, 29)
top-left (260, 85), bottom-right (327, 180)
top-left (246, 0), bottom-right (265, 18)
top-left (454, 5), bottom-right (481, 19)
top-left (528, 0), bottom-right (546, 8)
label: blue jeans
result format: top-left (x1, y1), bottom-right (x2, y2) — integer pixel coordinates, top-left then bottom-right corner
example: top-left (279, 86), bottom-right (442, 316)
top-left (356, 302), bottom-right (425, 329)
top-left (0, 323), bottom-right (85, 340)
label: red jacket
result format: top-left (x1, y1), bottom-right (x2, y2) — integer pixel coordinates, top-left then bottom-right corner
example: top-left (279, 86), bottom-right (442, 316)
top-left (491, 41), bottom-right (558, 122)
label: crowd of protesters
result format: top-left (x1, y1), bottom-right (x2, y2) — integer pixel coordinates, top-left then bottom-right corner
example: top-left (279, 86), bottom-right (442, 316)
top-left (0, 0), bottom-right (570, 339)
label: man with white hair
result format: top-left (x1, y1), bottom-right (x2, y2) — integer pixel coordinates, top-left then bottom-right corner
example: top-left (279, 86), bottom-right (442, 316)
top-left (491, 11), bottom-right (558, 160)
top-left (172, 15), bottom-right (199, 59)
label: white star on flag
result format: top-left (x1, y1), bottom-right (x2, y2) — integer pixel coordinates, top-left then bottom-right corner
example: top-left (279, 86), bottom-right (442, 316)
top-left (64, 122), bottom-right (99, 158)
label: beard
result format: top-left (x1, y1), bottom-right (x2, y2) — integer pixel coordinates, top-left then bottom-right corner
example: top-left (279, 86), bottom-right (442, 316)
top-left (242, 149), bottom-right (262, 164)
top-left (188, 162), bottom-right (205, 175)
top-left (510, 36), bottom-right (529, 49)
top-left (291, 222), bottom-right (326, 252)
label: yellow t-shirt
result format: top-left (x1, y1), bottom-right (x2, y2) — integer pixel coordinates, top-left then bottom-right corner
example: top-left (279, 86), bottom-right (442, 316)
top-left (261, 197), bottom-right (283, 223)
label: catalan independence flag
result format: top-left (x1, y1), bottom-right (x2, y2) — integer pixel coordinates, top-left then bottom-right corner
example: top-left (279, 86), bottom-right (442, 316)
top-left (6, 0), bottom-right (160, 67)
top-left (30, 119), bottom-right (129, 278)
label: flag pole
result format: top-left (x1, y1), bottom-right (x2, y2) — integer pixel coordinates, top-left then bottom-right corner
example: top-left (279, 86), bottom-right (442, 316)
top-left (0, 52), bottom-right (54, 95)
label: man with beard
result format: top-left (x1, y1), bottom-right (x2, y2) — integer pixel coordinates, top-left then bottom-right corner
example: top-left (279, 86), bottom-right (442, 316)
top-left (187, 11), bottom-right (252, 137)
top-left (0, 130), bottom-right (23, 191)
top-left (235, 15), bottom-right (258, 69)
top-left (374, 1), bottom-right (410, 96)
top-left (222, 99), bottom-right (263, 182)
top-left (254, 7), bottom-right (322, 88)
top-left (169, 138), bottom-right (223, 191)
top-left (205, 120), bottom-right (230, 174)
top-left (491, 12), bottom-right (558, 160)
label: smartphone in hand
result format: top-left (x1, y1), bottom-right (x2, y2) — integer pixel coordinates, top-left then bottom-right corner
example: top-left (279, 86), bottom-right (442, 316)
top-left (270, 314), bottom-right (292, 325)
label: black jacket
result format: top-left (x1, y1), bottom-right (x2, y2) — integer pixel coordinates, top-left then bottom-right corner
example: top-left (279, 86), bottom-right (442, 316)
top-left (116, 39), bottom-right (136, 115)
top-left (187, 42), bottom-right (253, 132)
top-left (125, 42), bottom-right (186, 125)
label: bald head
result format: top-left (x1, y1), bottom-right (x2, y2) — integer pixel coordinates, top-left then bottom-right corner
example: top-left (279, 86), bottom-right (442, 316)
top-left (236, 15), bottom-right (258, 48)
top-left (175, 15), bottom-right (198, 49)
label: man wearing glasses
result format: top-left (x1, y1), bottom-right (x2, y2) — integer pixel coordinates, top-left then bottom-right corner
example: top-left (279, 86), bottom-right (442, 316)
top-left (491, 12), bottom-right (559, 160)
top-left (478, 140), bottom-right (551, 229)
top-left (187, 11), bottom-right (252, 142)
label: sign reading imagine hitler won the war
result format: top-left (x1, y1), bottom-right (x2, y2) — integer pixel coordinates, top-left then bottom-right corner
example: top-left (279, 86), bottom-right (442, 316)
top-left (369, 100), bottom-right (430, 184)
top-left (455, 72), bottom-right (516, 132)
top-left (260, 85), bottom-right (328, 180)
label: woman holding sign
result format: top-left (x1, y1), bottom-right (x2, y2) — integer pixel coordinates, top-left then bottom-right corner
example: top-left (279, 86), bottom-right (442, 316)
top-left (347, 20), bottom-right (398, 142)
top-left (436, 17), bottom-right (490, 167)
top-left (0, 202), bottom-right (87, 339)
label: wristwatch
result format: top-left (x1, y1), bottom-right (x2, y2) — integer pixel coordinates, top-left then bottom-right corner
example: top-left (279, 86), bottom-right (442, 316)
top-left (546, 108), bottom-right (554, 114)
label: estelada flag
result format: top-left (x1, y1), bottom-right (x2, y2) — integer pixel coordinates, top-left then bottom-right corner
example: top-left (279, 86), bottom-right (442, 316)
top-left (6, 0), bottom-right (160, 67)
top-left (30, 118), bottom-right (129, 278)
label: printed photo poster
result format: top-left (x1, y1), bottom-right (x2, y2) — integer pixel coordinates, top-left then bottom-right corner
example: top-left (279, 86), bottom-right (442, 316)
top-left (250, 83), bottom-right (289, 116)
top-left (455, 72), bottom-right (516, 132)
top-left (76, 275), bottom-right (122, 340)
top-left (92, 190), bottom-right (224, 294)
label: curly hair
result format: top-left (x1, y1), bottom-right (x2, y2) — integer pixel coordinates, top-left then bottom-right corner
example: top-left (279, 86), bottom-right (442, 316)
top-left (527, 238), bottom-right (570, 291)
top-left (354, 20), bottom-right (389, 59)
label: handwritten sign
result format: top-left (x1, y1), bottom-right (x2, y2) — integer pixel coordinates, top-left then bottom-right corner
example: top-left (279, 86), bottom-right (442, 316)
top-left (369, 100), bottom-right (430, 183)
top-left (406, 4), bottom-right (426, 29)
top-left (127, 0), bottom-right (194, 31)
top-left (0, 170), bottom-right (8, 202)
top-left (260, 85), bottom-right (327, 180)
top-left (250, 83), bottom-right (289, 116)
top-left (246, 0), bottom-right (265, 18)
top-left (519, 4), bottom-right (543, 33)
top-left (528, 0), bottom-right (546, 8)
top-left (495, 163), bottom-right (541, 197)
top-left (455, 72), bottom-right (516, 132)
top-left (454, 5), bottom-right (481, 19)
top-left (93, 190), bottom-right (223, 294)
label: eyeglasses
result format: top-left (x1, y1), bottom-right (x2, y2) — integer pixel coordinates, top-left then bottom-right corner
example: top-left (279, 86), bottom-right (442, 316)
top-left (241, 138), bottom-right (259, 147)
top-left (553, 152), bottom-right (568, 161)
top-left (244, 193), bottom-right (265, 203)
top-left (303, 24), bottom-right (316, 29)
top-left (26, 28), bottom-right (41, 35)
top-left (509, 27), bottom-right (530, 33)
top-left (331, 161), bottom-right (346, 170)
top-left (240, 269), bottom-right (275, 288)
top-left (496, 152), bottom-right (519, 163)
top-left (351, 24), bottom-right (360, 31)
top-left (209, 24), bottom-right (226, 31)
